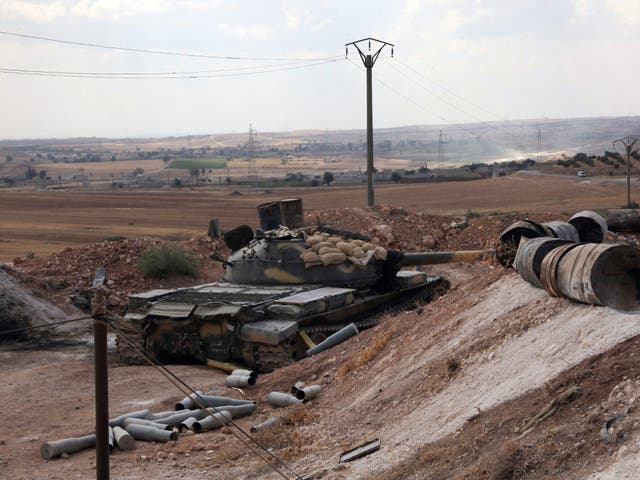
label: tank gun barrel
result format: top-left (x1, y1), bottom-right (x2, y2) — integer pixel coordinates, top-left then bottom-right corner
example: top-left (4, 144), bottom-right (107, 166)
top-left (400, 249), bottom-right (495, 266)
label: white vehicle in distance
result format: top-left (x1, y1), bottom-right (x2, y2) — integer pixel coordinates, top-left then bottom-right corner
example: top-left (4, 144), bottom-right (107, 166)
top-left (577, 171), bottom-right (587, 177)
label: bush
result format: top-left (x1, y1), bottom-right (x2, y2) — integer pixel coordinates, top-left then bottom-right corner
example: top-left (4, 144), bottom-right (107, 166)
top-left (139, 246), bottom-right (199, 278)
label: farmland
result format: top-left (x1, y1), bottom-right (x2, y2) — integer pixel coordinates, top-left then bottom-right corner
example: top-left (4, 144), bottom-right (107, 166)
top-left (168, 158), bottom-right (227, 169)
top-left (0, 173), bottom-right (630, 261)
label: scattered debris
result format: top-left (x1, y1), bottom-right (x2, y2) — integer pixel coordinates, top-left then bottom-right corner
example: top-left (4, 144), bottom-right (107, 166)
top-left (339, 438), bottom-right (381, 463)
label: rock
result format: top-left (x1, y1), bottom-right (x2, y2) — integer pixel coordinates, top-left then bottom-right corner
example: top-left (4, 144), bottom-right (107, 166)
top-left (422, 235), bottom-right (437, 249)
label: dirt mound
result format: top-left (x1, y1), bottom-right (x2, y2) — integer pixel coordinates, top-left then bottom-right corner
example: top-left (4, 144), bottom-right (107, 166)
top-left (306, 205), bottom-right (558, 252)
top-left (12, 235), bottom-right (228, 313)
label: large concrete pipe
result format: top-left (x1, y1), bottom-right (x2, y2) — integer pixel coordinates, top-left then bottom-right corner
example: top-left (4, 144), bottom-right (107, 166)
top-left (123, 417), bottom-right (173, 431)
top-left (41, 434), bottom-right (96, 460)
top-left (295, 385), bottom-right (322, 401)
top-left (175, 390), bottom-right (205, 410)
top-left (199, 395), bottom-right (256, 408)
top-left (250, 417), bottom-right (280, 434)
top-left (540, 243), bottom-right (582, 298)
top-left (307, 323), bottom-right (359, 356)
top-left (553, 243), bottom-right (640, 310)
top-left (267, 392), bottom-right (301, 408)
top-left (225, 375), bottom-right (256, 387)
top-left (569, 211), bottom-right (608, 243)
top-left (124, 424), bottom-right (178, 442)
top-left (231, 369), bottom-right (258, 378)
top-left (112, 426), bottom-right (135, 451)
top-left (542, 221), bottom-right (580, 242)
top-left (108, 409), bottom-right (151, 428)
top-left (210, 403), bottom-right (256, 419)
top-left (514, 237), bottom-right (573, 288)
top-left (192, 411), bottom-right (232, 433)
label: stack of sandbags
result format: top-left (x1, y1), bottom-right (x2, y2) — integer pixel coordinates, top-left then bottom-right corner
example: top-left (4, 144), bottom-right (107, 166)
top-left (302, 233), bottom-right (387, 268)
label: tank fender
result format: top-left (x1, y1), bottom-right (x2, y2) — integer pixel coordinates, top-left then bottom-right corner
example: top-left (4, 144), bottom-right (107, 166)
top-left (240, 320), bottom-right (298, 345)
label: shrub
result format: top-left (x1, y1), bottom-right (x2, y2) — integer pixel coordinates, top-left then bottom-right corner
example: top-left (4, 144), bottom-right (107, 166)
top-left (102, 236), bottom-right (126, 242)
top-left (139, 245), bottom-right (198, 278)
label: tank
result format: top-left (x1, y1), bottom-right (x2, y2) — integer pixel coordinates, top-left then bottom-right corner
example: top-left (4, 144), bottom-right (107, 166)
top-left (116, 199), bottom-right (492, 372)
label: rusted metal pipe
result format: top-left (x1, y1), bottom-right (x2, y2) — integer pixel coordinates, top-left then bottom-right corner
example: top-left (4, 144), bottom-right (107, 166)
top-left (553, 243), bottom-right (640, 310)
top-left (112, 426), bottom-right (135, 451)
top-left (569, 211), bottom-right (608, 243)
top-left (206, 359), bottom-right (248, 373)
top-left (295, 385), bottom-right (322, 401)
top-left (192, 411), bottom-right (232, 433)
top-left (499, 220), bottom-right (550, 246)
top-left (225, 375), bottom-right (256, 387)
top-left (306, 323), bottom-right (359, 356)
top-left (175, 390), bottom-right (205, 410)
top-left (41, 434), bottom-right (96, 460)
top-left (123, 417), bottom-right (173, 431)
top-left (267, 392), bottom-right (301, 408)
top-left (542, 221), bottom-right (580, 242)
top-left (250, 417), bottom-right (280, 434)
top-left (514, 237), bottom-right (573, 288)
top-left (124, 424), bottom-right (178, 442)
top-left (540, 243), bottom-right (581, 298)
top-left (108, 409), bottom-right (151, 428)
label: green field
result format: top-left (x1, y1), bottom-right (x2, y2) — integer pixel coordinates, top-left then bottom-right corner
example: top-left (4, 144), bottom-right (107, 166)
top-left (168, 158), bottom-right (227, 169)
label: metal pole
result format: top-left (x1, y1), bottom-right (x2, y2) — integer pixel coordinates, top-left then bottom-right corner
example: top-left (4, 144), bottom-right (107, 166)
top-left (91, 267), bottom-right (109, 480)
top-left (94, 316), bottom-right (109, 480)
top-left (627, 145), bottom-right (632, 208)
top-left (365, 55), bottom-right (374, 207)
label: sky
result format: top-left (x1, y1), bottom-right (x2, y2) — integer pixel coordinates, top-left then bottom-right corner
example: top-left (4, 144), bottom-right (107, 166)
top-left (0, 0), bottom-right (639, 139)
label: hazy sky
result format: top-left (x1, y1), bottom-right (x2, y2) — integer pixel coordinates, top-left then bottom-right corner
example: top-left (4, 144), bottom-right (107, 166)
top-left (1, 0), bottom-right (639, 139)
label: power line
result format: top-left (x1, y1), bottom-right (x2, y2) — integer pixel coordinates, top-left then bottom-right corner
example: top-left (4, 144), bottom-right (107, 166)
top-left (0, 315), bottom-right (93, 336)
top-left (385, 60), bottom-right (513, 137)
top-left (0, 58), bottom-right (331, 77)
top-left (0, 58), bottom-right (342, 80)
top-left (393, 58), bottom-right (504, 121)
top-left (0, 30), bottom-right (342, 62)
top-left (109, 321), bottom-right (304, 480)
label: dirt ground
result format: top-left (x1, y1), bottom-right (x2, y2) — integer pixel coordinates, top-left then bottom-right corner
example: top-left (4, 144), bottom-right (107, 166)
top-left (2, 198), bottom-right (640, 479)
top-left (0, 173), bottom-right (631, 260)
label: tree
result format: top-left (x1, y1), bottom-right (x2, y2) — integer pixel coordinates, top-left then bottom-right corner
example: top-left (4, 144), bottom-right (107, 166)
top-left (38, 169), bottom-right (47, 180)
top-left (5, 154), bottom-right (12, 163)
top-left (391, 172), bottom-right (402, 183)
top-left (189, 168), bottom-right (200, 185)
top-left (323, 171), bottom-right (335, 186)
top-left (173, 178), bottom-right (182, 187)
top-left (133, 167), bottom-right (144, 176)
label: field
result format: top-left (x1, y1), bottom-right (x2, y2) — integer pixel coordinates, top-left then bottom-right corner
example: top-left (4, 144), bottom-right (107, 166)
top-left (0, 173), bottom-right (631, 261)
top-left (40, 159), bottom-right (165, 175)
top-left (168, 158), bottom-right (227, 169)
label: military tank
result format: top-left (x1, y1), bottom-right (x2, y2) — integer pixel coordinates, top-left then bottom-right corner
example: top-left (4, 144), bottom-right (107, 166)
top-left (116, 199), bottom-right (492, 371)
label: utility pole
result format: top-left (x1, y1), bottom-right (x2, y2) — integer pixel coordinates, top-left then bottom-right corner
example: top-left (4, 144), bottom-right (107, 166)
top-left (613, 136), bottom-right (639, 208)
top-left (91, 267), bottom-right (109, 480)
top-left (437, 130), bottom-right (444, 169)
top-left (536, 128), bottom-right (542, 162)
top-left (345, 37), bottom-right (394, 207)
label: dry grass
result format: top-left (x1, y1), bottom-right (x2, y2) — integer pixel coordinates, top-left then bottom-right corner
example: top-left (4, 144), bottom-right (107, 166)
top-left (336, 332), bottom-right (391, 377)
top-left (455, 439), bottom-right (536, 480)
